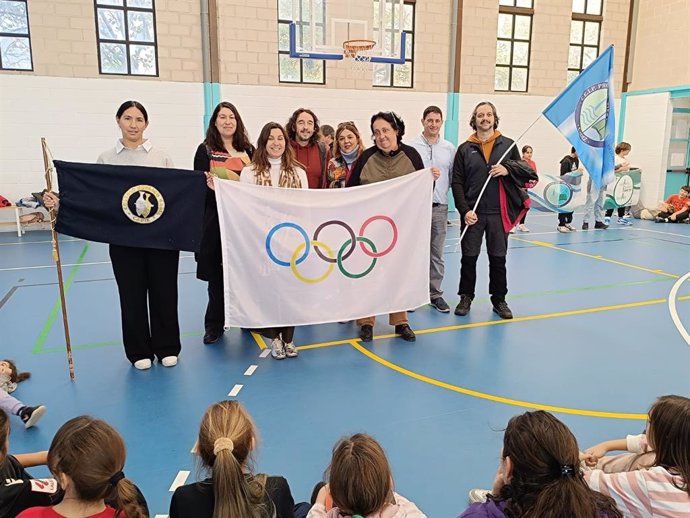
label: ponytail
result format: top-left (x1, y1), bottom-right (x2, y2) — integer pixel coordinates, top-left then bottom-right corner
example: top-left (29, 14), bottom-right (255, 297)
top-left (111, 476), bottom-right (147, 518)
top-left (211, 444), bottom-right (269, 518)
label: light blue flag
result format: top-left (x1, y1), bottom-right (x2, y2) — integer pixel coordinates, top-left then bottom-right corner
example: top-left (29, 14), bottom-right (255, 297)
top-left (543, 45), bottom-right (615, 191)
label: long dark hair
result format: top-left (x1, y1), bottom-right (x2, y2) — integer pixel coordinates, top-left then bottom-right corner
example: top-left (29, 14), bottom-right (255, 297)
top-left (470, 101), bottom-right (499, 130)
top-left (116, 101), bottom-right (148, 122)
top-left (495, 411), bottom-right (623, 518)
top-left (286, 108), bottom-right (320, 146)
top-left (648, 395), bottom-right (690, 497)
top-left (0, 410), bottom-right (8, 462)
top-left (205, 102), bottom-right (252, 154)
top-left (252, 122), bottom-right (299, 176)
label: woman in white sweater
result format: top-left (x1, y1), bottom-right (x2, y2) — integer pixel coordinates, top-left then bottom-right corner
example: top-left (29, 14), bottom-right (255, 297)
top-left (240, 122), bottom-right (308, 360)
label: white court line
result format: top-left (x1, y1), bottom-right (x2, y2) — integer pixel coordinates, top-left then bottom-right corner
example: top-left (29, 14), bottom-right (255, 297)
top-left (228, 384), bottom-right (243, 397)
top-left (153, 514), bottom-right (169, 518)
top-left (244, 365), bottom-right (258, 376)
top-left (168, 470), bottom-right (190, 492)
top-left (0, 238), bottom-right (82, 246)
top-left (668, 271), bottom-right (690, 347)
top-left (629, 227), bottom-right (690, 239)
top-left (259, 349), bottom-right (271, 358)
top-left (0, 255), bottom-right (195, 272)
top-left (190, 440), bottom-right (198, 454)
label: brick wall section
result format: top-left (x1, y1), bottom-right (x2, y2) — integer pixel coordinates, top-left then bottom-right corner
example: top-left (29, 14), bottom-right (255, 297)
top-left (459, 0), bottom-right (630, 96)
top-left (3, 0), bottom-right (203, 82)
top-left (628, 0), bottom-right (690, 90)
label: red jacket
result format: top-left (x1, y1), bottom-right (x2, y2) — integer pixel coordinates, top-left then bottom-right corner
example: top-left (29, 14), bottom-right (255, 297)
top-left (290, 141), bottom-right (330, 189)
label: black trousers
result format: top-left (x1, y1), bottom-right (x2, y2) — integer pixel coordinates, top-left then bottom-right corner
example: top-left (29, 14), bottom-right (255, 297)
top-left (605, 207), bottom-right (627, 217)
top-left (459, 214), bottom-right (508, 300)
top-left (558, 212), bottom-right (573, 225)
top-left (205, 276), bottom-right (225, 333)
top-left (109, 244), bottom-right (181, 363)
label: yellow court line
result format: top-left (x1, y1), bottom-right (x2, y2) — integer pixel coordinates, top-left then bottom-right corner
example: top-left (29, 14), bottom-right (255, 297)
top-left (511, 236), bottom-right (680, 279)
top-left (350, 341), bottom-right (647, 420)
top-left (294, 295), bottom-right (690, 349)
top-left (250, 331), bottom-right (267, 350)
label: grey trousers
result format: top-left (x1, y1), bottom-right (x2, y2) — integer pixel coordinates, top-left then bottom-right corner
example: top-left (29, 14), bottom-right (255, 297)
top-left (582, 180), bottom-right (606, 224)
top-left (430, 204), bottom-right (448, 299)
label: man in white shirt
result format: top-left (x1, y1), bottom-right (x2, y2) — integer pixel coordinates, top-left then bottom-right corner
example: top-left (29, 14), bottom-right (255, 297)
top-left (409, 106), bottom-right (457, 313)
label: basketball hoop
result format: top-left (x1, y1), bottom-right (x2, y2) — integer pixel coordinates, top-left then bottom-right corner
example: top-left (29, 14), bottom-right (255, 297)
top-left (343, 39), bottom-right (376, 72)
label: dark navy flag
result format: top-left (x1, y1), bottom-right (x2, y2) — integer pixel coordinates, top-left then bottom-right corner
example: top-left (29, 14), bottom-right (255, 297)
top-left (54, 160), bottom-right (206, 252)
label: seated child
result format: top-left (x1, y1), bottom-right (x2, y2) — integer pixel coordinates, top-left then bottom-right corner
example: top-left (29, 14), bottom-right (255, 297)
top-left (17, 415), bottom-right (148, 518)
top-left (308, 433), bottom-right (427, 518)
top-left (0, 359), bottom-right (46, 428)
top-left (655, 185), bottom-right (690, 223)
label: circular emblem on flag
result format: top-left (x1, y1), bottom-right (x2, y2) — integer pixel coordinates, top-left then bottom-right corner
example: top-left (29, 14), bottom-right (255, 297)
top-left (543, 181), bottom-right (573, 209)
top-left (575, 82), bottom-right (609, 148)
top-left (121, 185), bottom-right (165, 224)
top-left (612, 174), bottom-right (634, 207)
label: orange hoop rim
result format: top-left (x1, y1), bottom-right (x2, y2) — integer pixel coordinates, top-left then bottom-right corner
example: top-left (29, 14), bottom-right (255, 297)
top-left (343, 39), bottom-right (376, 58)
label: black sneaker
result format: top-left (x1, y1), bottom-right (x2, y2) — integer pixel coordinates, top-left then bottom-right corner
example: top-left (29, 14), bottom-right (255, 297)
top-left (454, 295), bottom-right (472, 316)
top-left (492, 300), bottom-right (513, 320)
top-left (594, 221), bottom-right (609, 229)
top-left (394, 324), bottom-right (416, 342)
top-left (19, 405), bottom-right (47, 429)
top-left (582, 222), bottom-right (589, 230)
top-left (430, 296), bottom-right (450, 313)
top-left (359, 325), bottom-right (373, 342)
top-left (203, 329), bottom-right (223, 344)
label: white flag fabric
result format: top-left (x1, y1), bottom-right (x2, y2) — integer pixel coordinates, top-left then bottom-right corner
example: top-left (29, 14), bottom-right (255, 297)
top-left (215, 169), bottom-right (433, 328)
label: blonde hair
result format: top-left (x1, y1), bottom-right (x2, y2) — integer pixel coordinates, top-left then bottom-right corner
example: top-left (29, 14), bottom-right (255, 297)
top-left (327, 433), bottom-right (394, 516)
top-left (333, 122), bottom-right (364, 161)
top-left (48, 416), bottom-right (145, 518)
top-left (197, 401), bottom-right (272, 518)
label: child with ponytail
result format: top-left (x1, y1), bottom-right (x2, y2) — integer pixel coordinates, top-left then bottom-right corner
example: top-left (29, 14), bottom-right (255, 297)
top-left (460, 411), bottom-right (623, 518)
top-left (308, 433), bottom-right (427, 518)
top-left (170, 400), bottom-right (303, 518)
top-left (17, 416), bottom-right (147, 518)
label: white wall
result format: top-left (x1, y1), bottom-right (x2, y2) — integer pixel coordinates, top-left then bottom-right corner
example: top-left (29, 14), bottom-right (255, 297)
top-left (0, 75), bottom-right (205, 206)
top-left (621, 92), bottom-right (672, 207)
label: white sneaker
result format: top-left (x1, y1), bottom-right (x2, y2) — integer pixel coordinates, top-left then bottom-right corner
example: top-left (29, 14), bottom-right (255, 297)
top-left (270, 338), bottom-right (286, 360)
top-left (557, 226), bottom-right (570, 233)
top-left (565, 223), bottom-right (577, 232)
top-left (133, 359), bottom-right (152, 370)
top-left (509, 226), bottom-right (516, 234)
top-left (284, 341), bottom-right (298, 358)
top-left (468, 488), bottom-right (491, 504)
top-left (518, 224), bottom-right (530, 232)
top-left (161, 356), bottom-right (178, 367)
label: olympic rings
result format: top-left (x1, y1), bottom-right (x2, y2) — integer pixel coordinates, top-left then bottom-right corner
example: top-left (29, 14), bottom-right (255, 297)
top-left (290, 240), bottom-right (335, 284)
top-left (265, 216), bottom-right (398, 283)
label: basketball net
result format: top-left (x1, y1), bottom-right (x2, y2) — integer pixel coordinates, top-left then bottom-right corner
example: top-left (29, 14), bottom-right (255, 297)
top-left (343, 39), bottom-right (376, 73)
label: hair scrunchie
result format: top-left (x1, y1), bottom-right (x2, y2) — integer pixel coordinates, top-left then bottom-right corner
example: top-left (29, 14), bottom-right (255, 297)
top-left (109, 471), bottom-right (125, 485)
top-left (213, 437), bottom-right (235, 455)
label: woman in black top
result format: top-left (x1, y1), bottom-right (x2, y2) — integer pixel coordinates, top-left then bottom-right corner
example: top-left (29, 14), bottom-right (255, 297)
top-left (169, 401), bottom-right (301, 518)
top-left (193, 102), bottom-right (254, 344)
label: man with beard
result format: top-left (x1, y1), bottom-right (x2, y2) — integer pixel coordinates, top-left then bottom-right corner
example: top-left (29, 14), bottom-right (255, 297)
top-left (286, 108), bottom-right (331, 188)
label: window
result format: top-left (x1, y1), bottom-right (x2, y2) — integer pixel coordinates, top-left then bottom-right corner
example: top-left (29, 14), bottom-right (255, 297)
top-left (495, 0), bottom-right (533, 92)
top-left (277, 0), bottom-right (325, 84)
top-left (568, 0), bottom-right (602, 83)
top-left (372, 0), bottom-right (415, 88)
top-left (0, 0), bottom-right (33, 70)
top-left (95, 0), bottom-right (158, 76)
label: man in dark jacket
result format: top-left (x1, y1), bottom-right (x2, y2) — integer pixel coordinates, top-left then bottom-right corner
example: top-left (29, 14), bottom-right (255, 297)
top-left (451, 101), bottom-right (537, 320)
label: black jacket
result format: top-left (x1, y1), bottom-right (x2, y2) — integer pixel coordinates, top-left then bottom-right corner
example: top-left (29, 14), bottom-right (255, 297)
top-left (193, 143), bottom-right (254, 281)
top-left (451, 134), bottom-right (538, 231)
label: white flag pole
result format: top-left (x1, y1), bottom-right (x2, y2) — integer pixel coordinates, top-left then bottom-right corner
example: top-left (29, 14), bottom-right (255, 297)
top-left (458, 114), bottom-right (543, 242)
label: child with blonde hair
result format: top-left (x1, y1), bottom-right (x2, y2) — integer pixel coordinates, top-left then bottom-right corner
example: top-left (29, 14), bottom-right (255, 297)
top-left (170, 400), bottom-right (302, 518)
top-left (309, 433), bottom-right (427, 518)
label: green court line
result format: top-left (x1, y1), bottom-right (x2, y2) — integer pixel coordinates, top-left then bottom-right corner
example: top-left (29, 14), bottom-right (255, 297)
top-left (32, 242), bottom-right (91, 354)
top-left (33, 276), bottom-right (674, 354)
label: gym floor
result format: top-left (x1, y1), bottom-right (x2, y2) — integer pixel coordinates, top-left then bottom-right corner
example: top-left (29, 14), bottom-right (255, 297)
top-left (2, 212), bottom-right (689, 518)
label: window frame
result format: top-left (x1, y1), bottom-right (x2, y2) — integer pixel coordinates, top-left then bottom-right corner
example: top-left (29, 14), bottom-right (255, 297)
top-left (94, 0), bottom-right (159, 77)
top-left (0, 0), bottom-right (34, 71)
top-left (277, 0), bottom-right (326, 85)
top-left (568, 0), bottom-right (602, 81)
top-left (372, 0), bottom-right (415, 89)
top-left (494, 1), bottom-right (534, 93)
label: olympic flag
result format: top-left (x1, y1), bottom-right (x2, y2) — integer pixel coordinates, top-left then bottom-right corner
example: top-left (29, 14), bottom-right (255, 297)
top-left (214, 170), bottom-right (433, 328)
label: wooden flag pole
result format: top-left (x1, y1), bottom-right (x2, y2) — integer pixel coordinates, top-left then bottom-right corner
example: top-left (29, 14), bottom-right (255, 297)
top-left (41, 138), bottom-right (75, 381)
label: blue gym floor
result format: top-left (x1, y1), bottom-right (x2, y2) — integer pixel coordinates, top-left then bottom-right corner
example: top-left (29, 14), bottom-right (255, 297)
top-left (2, 212), bottom-right (689, 518)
